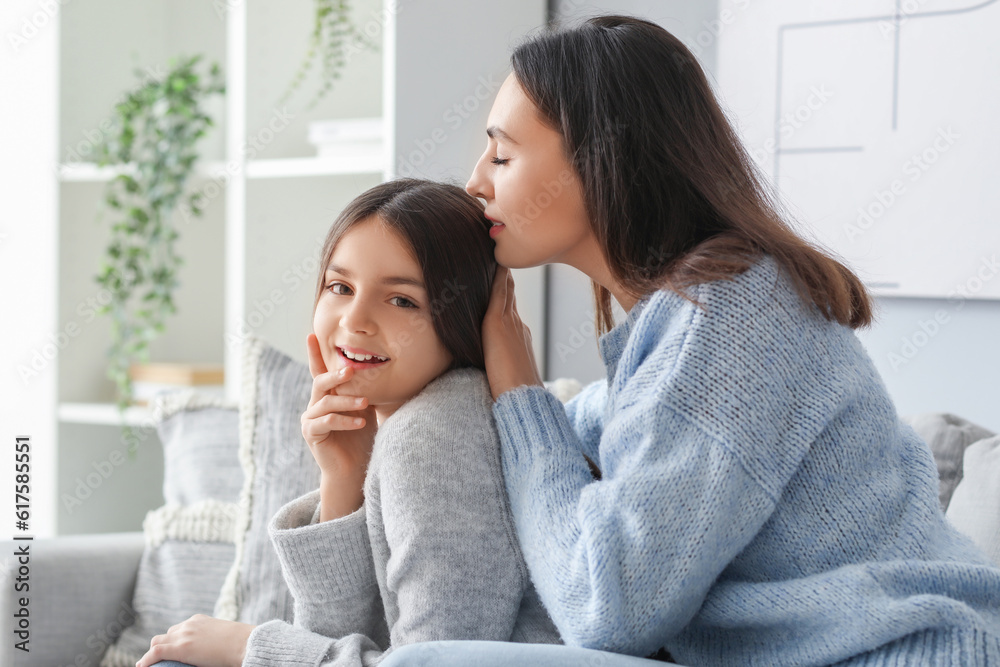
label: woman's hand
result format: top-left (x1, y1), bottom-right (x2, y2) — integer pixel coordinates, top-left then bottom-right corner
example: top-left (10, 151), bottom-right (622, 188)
top-left (302, 333), bottom-right (378, 520)
top-left (136, 614), bottom-right (254, 667)
top-left (482, 266), bottom-right (543, 400)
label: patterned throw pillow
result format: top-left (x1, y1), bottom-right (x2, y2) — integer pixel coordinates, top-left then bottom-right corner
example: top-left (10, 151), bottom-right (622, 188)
top-left (214, 335), bottom-right (321, 625)
top-left (902, 413), bottom-right (996, 510)
top-left (100, 392), bottom-right (242, 667)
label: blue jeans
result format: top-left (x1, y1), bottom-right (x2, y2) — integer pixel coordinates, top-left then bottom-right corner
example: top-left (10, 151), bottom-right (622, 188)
top-left (379, 641), bottom-right (679, 667)
top-left (151, 644), bottom-right (678, 667)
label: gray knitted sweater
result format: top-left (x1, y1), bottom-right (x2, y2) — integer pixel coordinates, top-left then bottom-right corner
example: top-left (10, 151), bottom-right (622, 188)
top-left (242, 368), bottom-right (561, 666)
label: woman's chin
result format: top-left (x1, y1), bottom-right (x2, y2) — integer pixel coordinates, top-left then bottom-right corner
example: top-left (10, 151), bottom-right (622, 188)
top-left (494, 248), bottom-right (540, 270)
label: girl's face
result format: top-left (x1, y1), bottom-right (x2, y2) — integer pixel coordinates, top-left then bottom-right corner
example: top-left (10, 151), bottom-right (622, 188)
top-left (313, 217), bottom-right (453, 420)
top-left (466, 74), bottom-right (596, 271)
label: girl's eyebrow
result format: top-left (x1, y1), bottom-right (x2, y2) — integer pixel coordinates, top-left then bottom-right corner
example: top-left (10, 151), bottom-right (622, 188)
top-left (487, 125), bottom-right (518, 144)
top-left (327, 264), bottom-right (425, 289)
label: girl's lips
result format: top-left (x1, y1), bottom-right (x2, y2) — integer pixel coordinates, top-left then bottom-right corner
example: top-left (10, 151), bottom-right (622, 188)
top-left (489, 222), bottom-right (505, 239)
top-left (336, 345), bottom-right (390, 370)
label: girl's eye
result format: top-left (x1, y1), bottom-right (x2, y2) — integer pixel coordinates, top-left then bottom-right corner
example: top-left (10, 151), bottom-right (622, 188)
top-left (327, 282), bottom-right (352, 296)
top-left (490, 156), bottom-right (509, 166)
top-left (389, 296), bottom-right (417, 309)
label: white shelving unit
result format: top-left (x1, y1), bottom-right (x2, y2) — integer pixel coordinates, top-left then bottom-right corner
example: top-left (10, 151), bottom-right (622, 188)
top-left (49, 0), bottom-right (548, 534)
top-left (245, 156), bottom-right (385, 179)
top-left (57, 402), bottom-right (155, 428)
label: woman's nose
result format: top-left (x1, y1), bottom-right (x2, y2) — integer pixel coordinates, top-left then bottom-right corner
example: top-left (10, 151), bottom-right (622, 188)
top-left (466, 151), bottom-right (492, 201)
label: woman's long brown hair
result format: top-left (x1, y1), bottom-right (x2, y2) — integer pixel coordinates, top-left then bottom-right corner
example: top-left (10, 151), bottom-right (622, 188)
top-left (512, 15), bottom-right (873, 333)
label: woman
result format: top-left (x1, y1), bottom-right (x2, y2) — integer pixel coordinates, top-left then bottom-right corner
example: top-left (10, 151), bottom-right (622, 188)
top-left (383, 15), bottom-right (1000, 667)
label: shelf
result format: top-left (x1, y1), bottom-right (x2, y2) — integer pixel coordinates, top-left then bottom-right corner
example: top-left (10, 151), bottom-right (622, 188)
top-left (60, 156), bottom-right (386, 183)
top-left (58, 402), bottom-right (155, 428)
top-left (246, 155), bottom-right (385, 179)
top-left (59, 161), bottom-right (231, 183)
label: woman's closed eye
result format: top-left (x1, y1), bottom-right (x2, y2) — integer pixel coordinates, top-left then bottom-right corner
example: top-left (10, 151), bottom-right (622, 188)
top-left (490, 156), bottom-right (510, 166)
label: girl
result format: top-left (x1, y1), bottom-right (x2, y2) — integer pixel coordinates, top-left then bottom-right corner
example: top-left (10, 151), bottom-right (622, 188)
top-left (136, 179), bottom-right (562, 667)
top-left (386, 14), bottom-right (1000, 667)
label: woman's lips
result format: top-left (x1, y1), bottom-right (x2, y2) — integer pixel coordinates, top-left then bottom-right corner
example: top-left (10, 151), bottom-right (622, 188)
top-left (485, 212), bottom-right (505, 238)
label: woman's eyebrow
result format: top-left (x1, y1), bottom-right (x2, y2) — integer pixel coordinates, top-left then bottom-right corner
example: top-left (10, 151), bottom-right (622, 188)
top-left (327, 264), bottom-right (425, 289)
top-left (487, 125), bottom-right (518, 144)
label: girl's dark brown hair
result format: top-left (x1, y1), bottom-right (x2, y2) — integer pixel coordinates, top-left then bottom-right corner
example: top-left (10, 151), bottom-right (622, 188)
top-left (511, 15), bottom-right (873, 333)
top-left (314, 178), bottom-right (496, 369)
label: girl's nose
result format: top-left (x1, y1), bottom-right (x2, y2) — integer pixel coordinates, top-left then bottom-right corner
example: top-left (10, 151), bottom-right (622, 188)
top-left (342, 299), bottom-right (377, 335)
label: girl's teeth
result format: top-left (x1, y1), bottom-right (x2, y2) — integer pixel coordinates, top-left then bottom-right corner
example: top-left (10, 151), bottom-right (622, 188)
top-left (342, 349), bottom-right (386, 362)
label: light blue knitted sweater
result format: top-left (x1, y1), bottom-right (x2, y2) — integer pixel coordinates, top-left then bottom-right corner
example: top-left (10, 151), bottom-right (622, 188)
top-left (493, 255), bottom-right (1000, 666)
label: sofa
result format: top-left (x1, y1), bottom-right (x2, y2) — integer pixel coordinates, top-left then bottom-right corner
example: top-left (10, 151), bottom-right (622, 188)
top-left (3, 337), bottom-right (998, 667)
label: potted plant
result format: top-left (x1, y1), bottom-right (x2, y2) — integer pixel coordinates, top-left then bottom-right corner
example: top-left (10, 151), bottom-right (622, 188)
top-left (92, 54), bottom-right (225, 436)
top-left (276, 0), bottom-right (376, 111)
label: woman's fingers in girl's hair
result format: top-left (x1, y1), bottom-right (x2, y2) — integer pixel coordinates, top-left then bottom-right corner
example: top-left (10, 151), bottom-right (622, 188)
top-left (487, 266), bottom-right (524, 329)
top-left (482, 266), bottom-right (542, 399)
top-left (503, 265), bottom-right (517, 314)
top-left (485, 265), bottom-right (504, 315)
top-left (486, 265), bottom-right (513, 321)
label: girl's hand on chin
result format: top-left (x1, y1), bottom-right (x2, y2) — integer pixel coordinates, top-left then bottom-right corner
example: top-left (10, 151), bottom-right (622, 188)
top-left (135, 614), bottom-right (254, 667)
top-left (482, 266), bottom-right (544, 400)
top-left (302, 333), bottom-right (378, 518)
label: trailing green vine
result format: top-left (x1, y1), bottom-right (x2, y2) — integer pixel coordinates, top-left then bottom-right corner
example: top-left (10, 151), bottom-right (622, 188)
top-left (92, 55), bottom-right (225, 440)
top-left (276, 0), bottom-right (377, 111)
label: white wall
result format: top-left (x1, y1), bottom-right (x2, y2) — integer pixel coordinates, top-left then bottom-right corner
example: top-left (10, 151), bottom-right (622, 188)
top-left (556, 0), bottom-right (721, 74)
top-left (545, 0), bottom-right (1000, 434)
top-left (1, 0), bottom-right (60, 538)
top-left (857, 298), bottom-right (999, 433)
top-left (546, 0), bottom-right (722, 384)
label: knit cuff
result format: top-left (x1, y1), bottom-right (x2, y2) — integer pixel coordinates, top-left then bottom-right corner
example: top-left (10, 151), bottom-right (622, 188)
top-left (243, 619), bottom-right (333, 667)
top-left (268, 489), bottom-right (376, 603)
top-left (493, 384), bottom-right (581, 470)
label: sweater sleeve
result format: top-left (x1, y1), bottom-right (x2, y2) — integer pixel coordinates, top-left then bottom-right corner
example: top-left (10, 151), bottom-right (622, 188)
top-left (562, 378), bottom-right (608, 464)
top-left (372, 374), bottom-right (529, 646)
top-left (493, 384), bottom-right (780, 657)
top-left (242, 489), bottom-right (390, 667)
top-left (245, 372), bottom-right (540, 667)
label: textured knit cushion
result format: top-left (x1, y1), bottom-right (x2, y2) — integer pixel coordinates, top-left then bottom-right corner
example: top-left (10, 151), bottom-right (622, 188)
top-left (545, 378), bottom-right (584, 403)
top-left (100, 393), bottom-right (242, 667)
top-left (214, 335), bottom-right (320, 625)
top-left (946, 435), bottom-right (1000, 566)
top-left (901, 413), bottom-right (996, 510)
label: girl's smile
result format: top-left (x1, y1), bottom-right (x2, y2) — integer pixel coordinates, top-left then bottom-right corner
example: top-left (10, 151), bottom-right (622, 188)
top-left (313, 216), bottom-right (453, 420)
top-left (336, 344), bottom-right (390, 368)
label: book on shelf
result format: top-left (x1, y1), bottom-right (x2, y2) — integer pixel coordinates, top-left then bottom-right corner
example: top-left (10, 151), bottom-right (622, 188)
top-left (308, 117), bottom-right (383, 160)
top-left (128, 362), bottom-right (225, 406)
